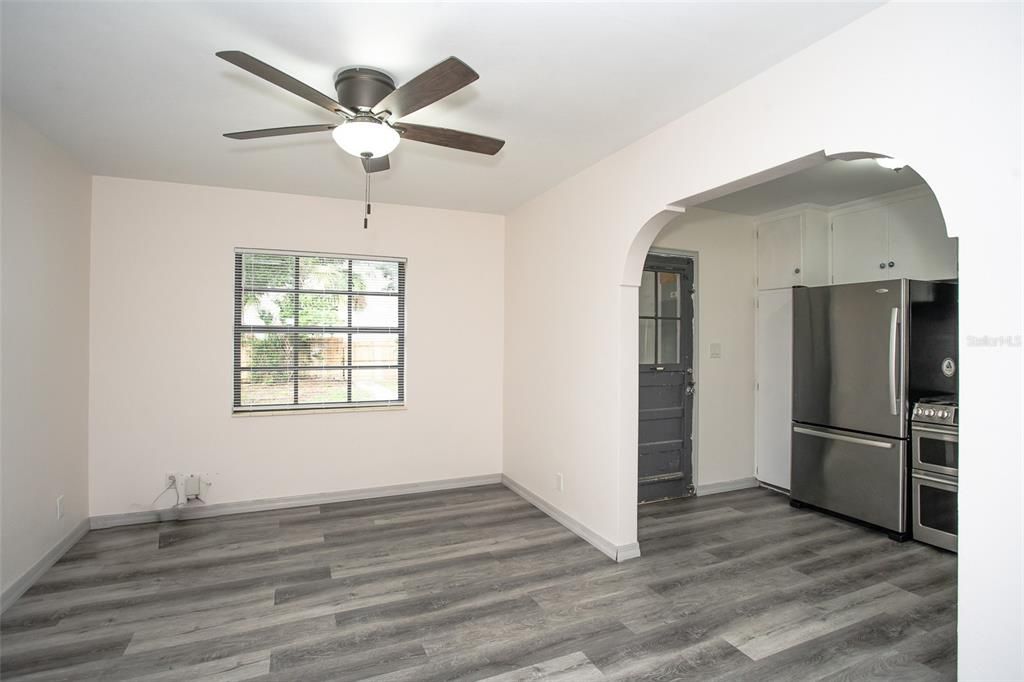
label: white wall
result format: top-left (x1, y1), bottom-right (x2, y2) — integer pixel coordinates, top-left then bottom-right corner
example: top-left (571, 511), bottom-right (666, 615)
top-left (503, 3), bottom-right (1022, 678)
top-left (89, 177), bottom-right (504, 517)
top-left (1, 110), bottom-right (92, 595)
top-left (651, 208), bottom-right (756, 489)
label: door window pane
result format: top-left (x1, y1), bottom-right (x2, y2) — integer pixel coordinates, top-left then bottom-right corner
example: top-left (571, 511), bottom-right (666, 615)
top-left (639, 319), bottom-right (655, 364)
top-left (658, 319), bottom-right (680, 364)
top-left (640, 271), bottom-right (656, 317)
top-left (658, 272), bottom-right (681, 318)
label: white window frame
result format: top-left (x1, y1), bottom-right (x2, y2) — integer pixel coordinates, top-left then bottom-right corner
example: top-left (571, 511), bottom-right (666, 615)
top-left (233, 248), bottom-right (406, 413)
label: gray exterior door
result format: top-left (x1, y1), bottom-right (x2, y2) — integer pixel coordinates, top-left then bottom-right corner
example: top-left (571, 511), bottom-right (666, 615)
top-left (638, 254), bottom-right (695, 503)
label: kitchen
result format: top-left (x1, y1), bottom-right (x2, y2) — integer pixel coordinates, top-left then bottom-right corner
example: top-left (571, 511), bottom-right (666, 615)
top-left (753, 158), bottom-right (957, 553)
top-left (649, 156), bottom-right (959, 554)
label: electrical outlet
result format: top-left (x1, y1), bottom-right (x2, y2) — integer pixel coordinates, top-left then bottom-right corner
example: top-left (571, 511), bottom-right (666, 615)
top-left (555, 473), bottom-right (564, 492)
top-left (56, 495), bottom-right (64, 520)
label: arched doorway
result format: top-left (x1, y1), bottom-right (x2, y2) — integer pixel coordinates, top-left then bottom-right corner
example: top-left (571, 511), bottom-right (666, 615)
top-left (619, 149), bottom-right (959, 551)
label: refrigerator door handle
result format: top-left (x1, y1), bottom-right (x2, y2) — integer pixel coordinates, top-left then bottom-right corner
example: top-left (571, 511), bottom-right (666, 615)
top-left (793, 425), bottom-right (894, 449)
top-left (888, 306), bottom-right (899, 416)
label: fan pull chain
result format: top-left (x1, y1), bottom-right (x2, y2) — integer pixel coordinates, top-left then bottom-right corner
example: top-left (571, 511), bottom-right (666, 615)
top-left (363, 170), bottom-right (371, 229)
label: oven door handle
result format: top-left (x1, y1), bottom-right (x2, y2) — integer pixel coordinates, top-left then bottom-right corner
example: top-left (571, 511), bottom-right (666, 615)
top-left (912, 425), bottom-right (958, 438)
top-left (912, 471), bottom-right (958, 487)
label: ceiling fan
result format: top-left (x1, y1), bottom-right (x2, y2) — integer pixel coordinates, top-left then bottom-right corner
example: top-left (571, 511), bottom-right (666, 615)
top-left (217, 51), bottom-right (505, 174)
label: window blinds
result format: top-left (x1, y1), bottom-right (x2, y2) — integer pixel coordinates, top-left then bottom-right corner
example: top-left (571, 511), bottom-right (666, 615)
top-left (233, 249), bottom-right (406, 411)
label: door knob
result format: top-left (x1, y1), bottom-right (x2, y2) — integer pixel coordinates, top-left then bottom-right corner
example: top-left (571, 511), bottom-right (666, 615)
top-left (879, 262), bottom-right (886, 269)
top-left (794, 267), bottom-right (801, 274)
top-left (888, 261), bottom-right (895, 268)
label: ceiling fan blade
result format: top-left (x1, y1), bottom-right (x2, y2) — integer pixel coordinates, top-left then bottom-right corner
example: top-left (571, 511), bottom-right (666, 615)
top-left (223, 124), bottom-right (338, 140)
top-left (361, 155), bottom-right (391, 173)
top-left (373, 57), bottom-right (478, 120)
top-left (394, 123), bottom-right (505, 155)
top-left (217, 50), bottom-right (355, 117)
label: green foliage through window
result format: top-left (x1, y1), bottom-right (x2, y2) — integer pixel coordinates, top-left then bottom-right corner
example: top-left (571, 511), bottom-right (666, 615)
top-left (234, 250), bottom-right (404, 410)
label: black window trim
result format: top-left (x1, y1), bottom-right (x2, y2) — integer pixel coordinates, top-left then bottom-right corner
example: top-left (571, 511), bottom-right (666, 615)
top-left (233, 247), bottom-right (406, 413)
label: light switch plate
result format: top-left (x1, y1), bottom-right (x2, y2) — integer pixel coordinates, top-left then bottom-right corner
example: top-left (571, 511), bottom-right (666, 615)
top-left (710, 342), bottom-right (722, 359)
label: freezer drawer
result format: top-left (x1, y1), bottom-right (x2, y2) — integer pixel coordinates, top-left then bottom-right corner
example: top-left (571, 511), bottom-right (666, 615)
top-left (791, 424), bottom-right (908, 533)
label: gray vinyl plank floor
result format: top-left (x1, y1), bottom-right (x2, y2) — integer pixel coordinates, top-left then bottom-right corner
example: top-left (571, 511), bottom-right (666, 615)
top-left (0, 484), bottom-right (957, 681)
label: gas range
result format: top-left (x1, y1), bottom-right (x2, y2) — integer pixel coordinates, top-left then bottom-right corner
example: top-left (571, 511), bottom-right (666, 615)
top-left (911, 395), bottom-right (958, 428)
top-left (910, 394), bottom-right (958, 553)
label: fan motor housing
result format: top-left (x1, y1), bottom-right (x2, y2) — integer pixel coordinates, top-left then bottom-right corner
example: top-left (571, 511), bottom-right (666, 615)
top-left (334, 67), bottom-right (396, 111)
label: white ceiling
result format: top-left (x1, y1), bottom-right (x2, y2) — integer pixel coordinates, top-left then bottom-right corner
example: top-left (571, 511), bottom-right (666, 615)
top-left (698, 159), bottom-right (927, 215)
top-left (1, 2), bottom-right (881, 214)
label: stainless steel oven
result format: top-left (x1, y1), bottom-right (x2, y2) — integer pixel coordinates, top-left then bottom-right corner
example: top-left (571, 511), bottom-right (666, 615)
top-left (912, 423), bottom-right (958, 478)
top-left (911, 470), bottom-right (957, 552)
top-left (910, 397), bottom-right (957, 552)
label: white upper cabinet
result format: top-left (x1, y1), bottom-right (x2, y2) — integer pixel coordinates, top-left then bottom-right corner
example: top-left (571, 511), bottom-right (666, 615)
top-left (756, 208), bottom-right (829, 290)
top-left (831, 189), bottom-right (957, 285)
top-left (886, 194), bottom-right (958, 281)
top-left (831, 205), bottom-right (890, 284)
top-left (757, 213), bottom-right (802, 289)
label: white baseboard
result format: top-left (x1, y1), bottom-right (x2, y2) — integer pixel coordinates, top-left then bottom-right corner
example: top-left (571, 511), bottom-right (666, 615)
top-left (757, 480), bottom-right (790, 495)
top-left (695, 477), bottom-right (759, 496)
top-left (1, 517), bottom-right (90, 613)
top-left (501, 474), bottom-right (640, 563)
top-left (90, 473), bottom-right (503, 530)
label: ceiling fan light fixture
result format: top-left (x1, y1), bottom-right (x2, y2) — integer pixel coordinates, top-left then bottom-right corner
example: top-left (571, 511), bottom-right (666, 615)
top-left (332, 118), bottom-right (400, 158)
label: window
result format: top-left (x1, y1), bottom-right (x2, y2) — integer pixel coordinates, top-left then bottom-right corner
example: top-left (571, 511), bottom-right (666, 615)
top-left (233, 249), bottom-right (405, 412)
top-left (639, 257), bottom-right (691, 366)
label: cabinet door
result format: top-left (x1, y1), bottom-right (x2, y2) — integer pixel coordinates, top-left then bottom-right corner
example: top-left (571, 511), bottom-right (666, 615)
top-left (886, 195), bottom-right (958, 280)
top-left (831, 206), bottom-right (889, 284)
top-left (755, 289), bottom-right (792, 490)
top-left (757, 214), bottom-right (802, 289)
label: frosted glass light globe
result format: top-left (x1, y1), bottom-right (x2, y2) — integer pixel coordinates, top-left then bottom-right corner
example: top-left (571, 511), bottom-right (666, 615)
top-left (332, 119), bottom-right (400, 158)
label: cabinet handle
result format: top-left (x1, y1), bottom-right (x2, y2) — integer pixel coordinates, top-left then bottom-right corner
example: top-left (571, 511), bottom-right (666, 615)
top-left (888, 261), bottom-right (895, 268)
top-left (879, 262), bottom-right (886, 269)
top-left (794, 267), bottom-right (801, 274)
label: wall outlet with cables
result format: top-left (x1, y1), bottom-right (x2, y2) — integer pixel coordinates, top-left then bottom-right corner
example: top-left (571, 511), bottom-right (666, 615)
top-left (155, 472), bottom-right (213, 510)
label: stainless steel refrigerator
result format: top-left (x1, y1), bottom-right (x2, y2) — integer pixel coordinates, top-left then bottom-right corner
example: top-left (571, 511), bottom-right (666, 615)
top-left (790, 279), bottom-right (957, 538)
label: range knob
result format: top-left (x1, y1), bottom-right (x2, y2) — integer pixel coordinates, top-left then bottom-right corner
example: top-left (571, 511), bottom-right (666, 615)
top-left (925, 409), bottom-right (935, 417)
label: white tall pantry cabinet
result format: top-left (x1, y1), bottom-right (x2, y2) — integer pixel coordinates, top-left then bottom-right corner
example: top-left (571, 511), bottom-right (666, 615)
top-left (755, 288), bottom-right (793, 489)
top-left (754, 187), bottom-right (957, 491)
top-left (753, 205), bottom-right (827, 490)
